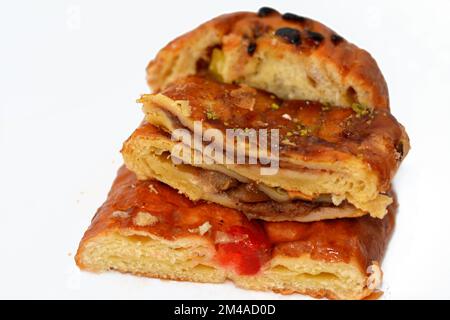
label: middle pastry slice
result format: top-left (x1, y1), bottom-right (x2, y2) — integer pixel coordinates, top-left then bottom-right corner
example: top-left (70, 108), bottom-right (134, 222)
top-left (122, 75), bottom-right (409, 222)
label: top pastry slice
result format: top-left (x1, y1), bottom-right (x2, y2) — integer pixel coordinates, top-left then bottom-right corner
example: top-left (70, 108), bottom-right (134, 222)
top-left (147, 8), bottom-right (390, 110)
top-left (124, 75), bottom-right (409, 219)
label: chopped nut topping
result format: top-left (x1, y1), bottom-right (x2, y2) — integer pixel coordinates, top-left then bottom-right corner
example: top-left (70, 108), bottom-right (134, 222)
top-left (299, 128), bottom-right (310, 136)
top-left (112, 210), bottom-right (129, 219)
top-left (215, 230), bottom-right (248, 244)
top-left (206, 109), bottom-right (219, 120)
top-left (230, 85), bottom-right (257, 111)
top-left (148, 184), bottom-right (158, 194)
top-left (282, 113), bottom-right (292, 120)
top-left (253, 120), bottom-right (269, 127)
top-left (281, 138), bottom-right (295, 146)
top-left (133, 211), bottom-right (159, 227)
top-left (296, 123), bottom-right (311, 136)
top-left (351, 103), bottom-right (370, 117)
top-left (271, 103), bottom-right (280, 110)
top-left (189, 221), bottom-right (212, 236)
top-left (198, 221), bottom-right (212, 235)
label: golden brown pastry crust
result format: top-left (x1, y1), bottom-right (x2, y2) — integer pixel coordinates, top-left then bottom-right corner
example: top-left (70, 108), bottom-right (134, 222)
top-left (76, 166), bottom-right (396, 300)
top-left (147, 9), bottom-right (389, 110)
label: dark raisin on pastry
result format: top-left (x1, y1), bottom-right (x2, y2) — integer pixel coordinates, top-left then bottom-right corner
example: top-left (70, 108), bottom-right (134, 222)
top-left (307, 31), bottom-right (324, 45)
top-left (282, 12), bottom-right (307, 24)
top-left (257, 7), bottom-right (278, 17)
top-left (275, 27), bottom-right (301, 45)
top-left (247, 42), bottom-right (257, 56)
top-left (331, 33), bottom-right (344, 45)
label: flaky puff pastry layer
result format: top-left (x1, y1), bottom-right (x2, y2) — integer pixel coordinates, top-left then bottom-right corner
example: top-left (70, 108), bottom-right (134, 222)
top-left (76, 166), bottom-right (396, 300)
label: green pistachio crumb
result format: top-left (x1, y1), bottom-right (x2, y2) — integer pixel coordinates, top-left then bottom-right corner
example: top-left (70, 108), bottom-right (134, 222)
top-left (281, 138), bottom-right (295, 146)
top-left (295, 123), bottom-right (311, 136)
top-left (351, 103), bottom-right (370, 117)
top-left (300, 128), bottom-right (310, 136)
top-left (206, 109), bottom-right (219, 120)
top-left (271, 103), bottom-right (280, 110)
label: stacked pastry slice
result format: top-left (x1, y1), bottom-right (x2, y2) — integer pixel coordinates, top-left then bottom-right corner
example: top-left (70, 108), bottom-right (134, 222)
top-left (123, 75), bottom-right (408, 221)
top-left (76, 8), bottom-right (410, 299)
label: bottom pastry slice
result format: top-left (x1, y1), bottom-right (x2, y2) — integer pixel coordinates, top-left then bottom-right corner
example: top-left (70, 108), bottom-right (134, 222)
top-left (75, 166), bottom-right (396, 300)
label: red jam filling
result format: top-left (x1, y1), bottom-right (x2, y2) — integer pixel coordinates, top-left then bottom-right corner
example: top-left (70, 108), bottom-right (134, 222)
top-left (215, 225), bottom-right (272, 276)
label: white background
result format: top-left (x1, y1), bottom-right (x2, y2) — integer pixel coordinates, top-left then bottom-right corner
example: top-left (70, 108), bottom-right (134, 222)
top-left (1, 0), bottom-right (449, 299)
